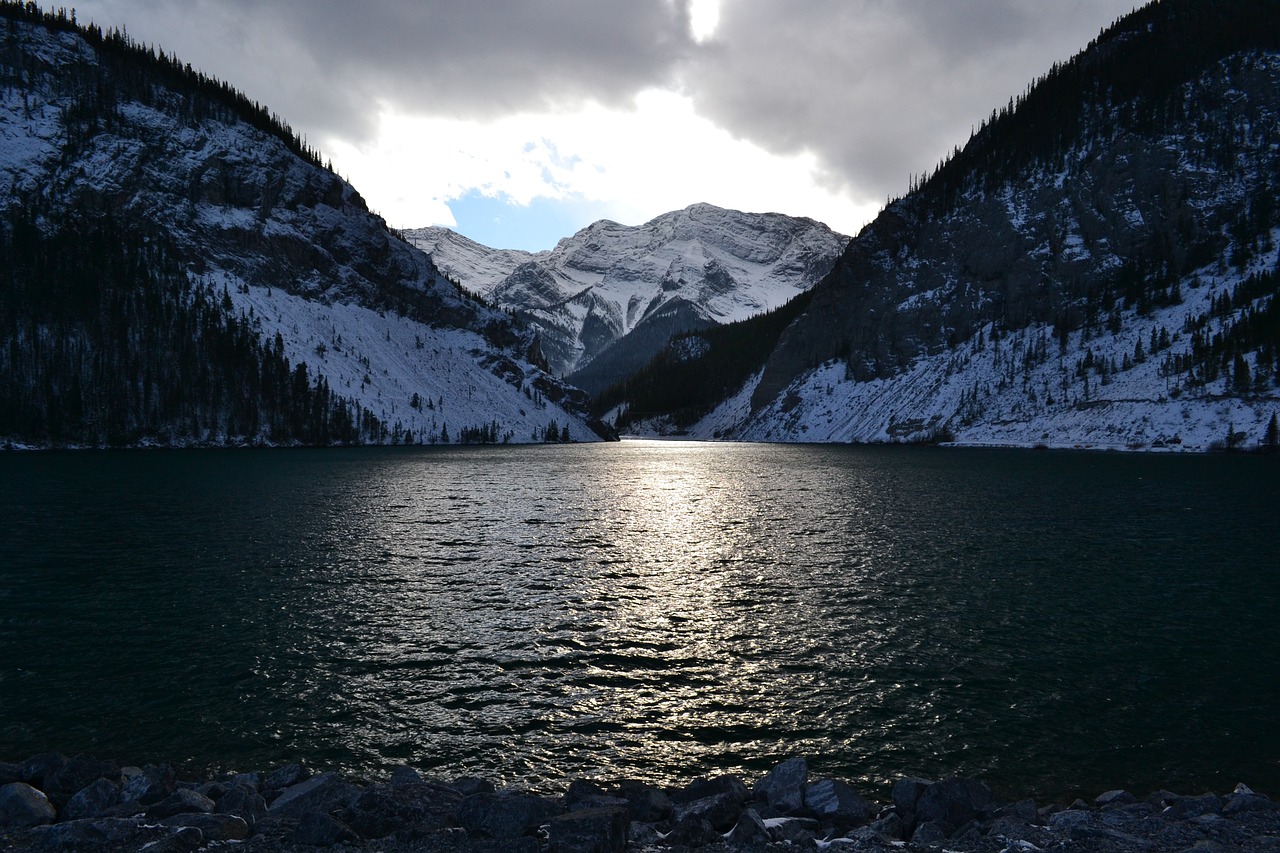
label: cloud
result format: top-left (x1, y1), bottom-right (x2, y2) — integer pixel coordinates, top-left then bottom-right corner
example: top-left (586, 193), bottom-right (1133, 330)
top-left (74, 0), bottom-right (696, 140)
top-left (683, 0), bottom-right (1138, 205)
top-left (70, 0), bottom-right (1141, 242)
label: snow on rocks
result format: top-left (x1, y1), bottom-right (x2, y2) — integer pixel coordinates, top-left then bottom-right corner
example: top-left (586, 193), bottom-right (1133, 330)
top-left (2, 754), bottom-right (1279, 852)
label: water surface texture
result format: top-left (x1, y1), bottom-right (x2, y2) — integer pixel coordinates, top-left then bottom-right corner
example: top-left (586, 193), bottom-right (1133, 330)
top-left (2, 442), bottom-right (1278, 799)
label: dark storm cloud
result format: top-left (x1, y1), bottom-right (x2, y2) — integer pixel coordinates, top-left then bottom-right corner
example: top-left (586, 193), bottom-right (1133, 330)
top-left (73, 0), bottom-right (696, 138)
top-left (684, 0), bottom-right (1138, 206)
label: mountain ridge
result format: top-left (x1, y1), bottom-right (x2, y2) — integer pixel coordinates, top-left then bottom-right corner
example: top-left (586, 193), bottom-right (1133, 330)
top-left (405, 203), bottom-right (848, 394)
top-left (0, 3), bottom-right (612, 447)
top-left (611, 0), bottom-right (1280, 452)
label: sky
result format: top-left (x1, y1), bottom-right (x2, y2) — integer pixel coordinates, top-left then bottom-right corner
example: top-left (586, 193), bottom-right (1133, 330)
top-left (70, 0), bottom-right (1140, 251)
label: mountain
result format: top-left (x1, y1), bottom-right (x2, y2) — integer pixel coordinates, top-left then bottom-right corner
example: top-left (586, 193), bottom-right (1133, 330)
top-left (405, 204), bottom-right (848, 395)
top-left (609, 0), bottom-right (1280, 452)
top-left (0, 4), bottom-right (612, 447)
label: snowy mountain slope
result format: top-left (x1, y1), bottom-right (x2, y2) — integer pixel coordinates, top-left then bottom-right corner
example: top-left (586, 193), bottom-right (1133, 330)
top-left (652, 240), bottom-right (1280, 451)
top-left (618, 0), bottom-right (1280, 451)
top-left (405, 204), bottom-right (848, 392)
top-left (0, 6), bottom-right (608, 446)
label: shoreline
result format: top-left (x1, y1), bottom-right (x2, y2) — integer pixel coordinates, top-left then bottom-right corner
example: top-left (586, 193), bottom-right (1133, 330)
top-left (3, 753), bottom-right (1279, 852)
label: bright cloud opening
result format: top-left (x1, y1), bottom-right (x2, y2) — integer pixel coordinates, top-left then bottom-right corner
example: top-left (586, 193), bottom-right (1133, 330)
top-left (323, 90), bottom-right (876, 249)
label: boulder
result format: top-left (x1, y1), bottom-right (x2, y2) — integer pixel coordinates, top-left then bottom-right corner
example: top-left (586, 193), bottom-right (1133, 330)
top-left (389, 765), bottom-right (425, 787)
top-left (726, 808), bottom-right (771, 846)
top-left (547, 805), bottom-right (629, 853)
top-left (0, 782), bottom-right (57, 827)
top-left (119, 764), bottom-right (176, 806)
top-left (62, 777), bottom-right (121, 821)
top-left (341, 780), bottom-right (461, 839)
top-left (1164, 793), bottom-right (1224, 819)
top-left (672, 791), bottom-right (744, 832)
top-left (1224, 790), bottom-right (1279, 816)
top-left (159, 812), bottom-right (250, 841)
top-left (451, 776), bottom-right (496, 796)
top-left (914, 777), bottom-right (997, 831)
top-left (664, 815), bottom-right (721, 848)
top-left (41, 755), bottom-right (119, 808)
top-left (1096, 789), bottom-right (1138, 807)
top-left (264, 762), bottom-right (310, 792)
top-left (231, 771), bottom-right (261, 791)
top-left (753, 757), bottom-right (808, 814)
top-left (670, 768), bottom-right (747, 804)
top-left (38, 817), bottom-right (203, 852)
top-left (804, 778), bottom-right (872, 825)
top-left (266, 772), bottom-right (360, 820)
top-left (292, 810), bottom-right (360, 846)
top-left (891, 776), bottom-right (933, 828)
top-left (457, 791), bottom-right (560, 839)
top-left (215, 784), bottom-right (268, 828)
top-left (146, 788), bottom-right (216, 819)
top-left (911, 819), bottom-right (950, 844)
top-left (616, 780), bottom-right (672, 822)
top-left (672, 774), bottom-right (749, 804)
top-left (18, 752), bottom-right (66, 789)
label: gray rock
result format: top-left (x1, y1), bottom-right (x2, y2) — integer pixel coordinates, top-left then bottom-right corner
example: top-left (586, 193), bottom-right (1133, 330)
top-left (1049, 808), bottom-right (1093, 831)
top-left (770, 816), bottom-right (820, 845)
top-left (1224, 790), bottom-right (1278, 815)
top-left (1096, 789), bottom-right (1139, 807)
top-left (159, 812), bottom-right (250, 841)
top-left (18, 752), bottom-right (65, 789)
top-left (38, 817), bottom-right (203, 852)
top-left (753, 757), bottom-right (808, 814)
top-left (389, 765), bottom-right (425, 787)
top-left (914, 777), bottom-right (997, 831)
top-left (0, 782), bottom-right (57, 827)
top-left (616, 779), bottom-right (672, 822)
top-left (726, 808), bottom-right (771, 847)
top-left (62, 777), bottom-right (120, 821)
top-left (146, 788), bottom-right (216, 819)
top-left (456, 791), bottom-right (560, 839)
top-left (804, 778), bottom-right (873, 825)
top-left (993, 797), bottom-right (1039, 823)
top-left (195, 780), bottom-right (228, 800)
top-left (891, 776), bottom-right (933, 827)
top-left (264, 762), bottom-right (311, 792)
top-left (868, 811), bottom-right (905, 840)
top-left (912, 818), bottom-right (951, 844)
top-left (41, 755), bottom-right (119, 808)
top-left (341, 780), bottom-right (461, 839)
top-left (673, 774), bottom-right (749, 805)
top-left (664, 815), bottom-right (721, 848)
top-left (119, 763), bottom-right (176, 806)
top-left (215, 784), bottom-right (268, 828)
top-left (292, 810), bottom-right (360, 846)
top-left (231, 771), bottom-right (261, 791)
top-left (672, 791), bottom-right (745, 832)
top-left (451, 775), bottom-right (496, 796)
top-left (628, 821), bottom-right (664, 846)
top-left (266, 772), bottom-right (360, 820)
top-left (547, 805), bottom-right (629, 853)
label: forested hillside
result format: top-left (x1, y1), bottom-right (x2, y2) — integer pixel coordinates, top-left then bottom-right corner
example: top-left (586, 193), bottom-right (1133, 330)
top-left (0, 2), bottom-right (611, 447)
top-left (611, 0), bottom-right (1280, 450)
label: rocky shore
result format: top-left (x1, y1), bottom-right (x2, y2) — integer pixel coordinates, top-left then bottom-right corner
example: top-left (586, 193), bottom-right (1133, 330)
top-left (2, 753), bottom-right (1278, 852)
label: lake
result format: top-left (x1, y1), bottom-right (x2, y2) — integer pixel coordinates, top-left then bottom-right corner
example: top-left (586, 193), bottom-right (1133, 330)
top-left (1, 441), bottom-right (1278, 801)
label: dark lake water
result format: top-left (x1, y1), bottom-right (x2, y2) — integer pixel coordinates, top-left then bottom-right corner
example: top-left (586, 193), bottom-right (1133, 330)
top-left (2, 441), bottom-right (1278, 801)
